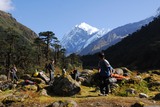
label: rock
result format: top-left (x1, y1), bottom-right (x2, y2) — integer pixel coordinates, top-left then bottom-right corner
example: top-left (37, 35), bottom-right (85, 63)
top-left (114, 68), bottom-right (124, 75)
top-left (134, 76), bottom-right (142, 81)
top-left (126, 88), bottom-right (136, 94)
top-left (51, 101), bottom-right (62, 107)
top-left (79, 71), bottom-right (93, 86)
top-left (90, 72), bottom-right (101, 86)
top-left (50, 75), bottom-right (81, 96)
top-left (39, 89), bottom-right (48, 96)
top-left (50, 100), bottom-right (78, 107)
top-left (0, 75), bottom-right (7, 81)
top-left (131, 102), bottom-right (144, 107)
top-left (128, 76), bottom-right (142, 84)
top-left (0, 102), bottom-right (4, 107)
top-left (0, 81), bottom-right (13, 91)
top-left (154, 93), bottom-right (160, 100)
top-left (139, 93), bottom-right (148, 98)
top-left (2, 94), bottom-right (27, 106)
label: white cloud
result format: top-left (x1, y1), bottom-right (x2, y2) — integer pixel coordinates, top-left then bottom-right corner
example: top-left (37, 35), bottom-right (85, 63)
top-left (0, 0), bottom-right (14, 12)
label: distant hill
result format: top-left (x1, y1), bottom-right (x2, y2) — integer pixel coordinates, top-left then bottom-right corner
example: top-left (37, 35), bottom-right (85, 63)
top-left (0, 10), bottom-right (37, 42)
top-left (81, 16), bottom-right (160, 70)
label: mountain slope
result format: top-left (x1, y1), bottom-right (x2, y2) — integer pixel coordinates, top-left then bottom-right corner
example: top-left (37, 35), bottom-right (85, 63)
top-left (0, 10), bottom-right (37, 42)
top-left (82, 16), bottom-right (160, 70)
top-left (105, 16), bottom-right (160, 70)
top-left (79, 17), bottom-right (154, 55)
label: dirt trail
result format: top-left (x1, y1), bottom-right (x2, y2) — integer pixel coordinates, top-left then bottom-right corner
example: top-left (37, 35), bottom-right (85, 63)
top-left (77, 96), bottom-right (160, 107)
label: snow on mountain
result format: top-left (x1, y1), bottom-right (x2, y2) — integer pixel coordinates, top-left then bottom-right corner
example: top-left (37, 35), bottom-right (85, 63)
top-left (83, 28), bottom-right (109, 49)
top-left (76, 22), bottom-right (99, 35)
top-left (61, 22), bottom-right (102, 56)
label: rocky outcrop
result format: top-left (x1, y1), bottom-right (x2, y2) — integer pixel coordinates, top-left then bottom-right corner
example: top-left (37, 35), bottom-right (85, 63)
top-left (50, 75), bottom-right (81, 96)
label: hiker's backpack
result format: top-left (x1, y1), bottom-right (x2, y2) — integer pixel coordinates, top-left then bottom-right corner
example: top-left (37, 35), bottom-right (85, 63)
top-left (99, 60), bottom-right (112, 77)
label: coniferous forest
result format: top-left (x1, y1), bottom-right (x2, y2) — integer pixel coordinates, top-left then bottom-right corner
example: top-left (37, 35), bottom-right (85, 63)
top-left (0, 10), bottom-right (81, 74)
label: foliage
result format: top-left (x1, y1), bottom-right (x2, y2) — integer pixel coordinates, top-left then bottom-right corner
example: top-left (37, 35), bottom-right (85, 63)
top-left (0, 11), bottom-right (83, 75)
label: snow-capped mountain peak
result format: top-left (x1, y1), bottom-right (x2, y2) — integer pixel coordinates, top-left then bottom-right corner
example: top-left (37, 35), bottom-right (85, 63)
top-left (76, 22), bottom-right (99, 35)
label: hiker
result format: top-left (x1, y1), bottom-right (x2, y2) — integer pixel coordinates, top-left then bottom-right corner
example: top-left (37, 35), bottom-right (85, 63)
top-left (62, 66), bottom-right (67, 76)
top-left (47, 59), bottom-right (55, 82)
top-left (71, 69), bottom-right (79, 81)
top-left (6, 68), bottom-right (11, 80)
top-left (98, 52), bottom-right (113, 96)
top-left (10, 64), bottom-right (18, 83)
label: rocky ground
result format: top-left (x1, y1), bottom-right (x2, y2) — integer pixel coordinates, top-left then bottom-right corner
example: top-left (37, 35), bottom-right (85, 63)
top-left (0, 86), bottom-right (160, 107)
top-left (1, 68), bottom-right (160, 107)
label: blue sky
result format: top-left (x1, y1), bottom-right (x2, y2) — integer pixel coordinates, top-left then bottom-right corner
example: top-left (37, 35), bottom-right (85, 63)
top-left (1, 0), bottom-right (160, 40)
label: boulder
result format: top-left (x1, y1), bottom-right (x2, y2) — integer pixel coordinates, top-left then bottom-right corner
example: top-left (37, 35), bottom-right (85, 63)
top-left (79, 69), bottom-right (94, 85)
top-left (50, 100), bottom-right (78, 107)
top-left (50, 75), bottom-right (81, 96)
top-left (0, 81), bottom-right (13, 91)
top-left (0, 75), bottom-right (7, 81)
top-left (114, 68), bottom-right (124, 75)
top-left (90, 72), bottom-right (101, 86)
top-left (139, 93), bottom-right (148, 98)
top-left (154, 93), bottom-right (160, 100)
top-left (39, 89), bottom-right (48, 96)
top-left (126, 88), bottom-right (136, 94)
top-left (131, 102), bottom-right (144, 107)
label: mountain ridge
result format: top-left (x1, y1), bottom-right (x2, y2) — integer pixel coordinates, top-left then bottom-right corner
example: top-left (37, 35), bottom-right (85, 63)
top-left (81, 15), bottom-right (160, 70)
top-left (0, 10), bottom-right (37, 42)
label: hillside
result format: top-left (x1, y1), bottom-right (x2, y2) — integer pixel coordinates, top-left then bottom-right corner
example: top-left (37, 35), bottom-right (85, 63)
top-left (81, 16), bottom-right (160, 70)
top-left (80, 17), bottom-right (153, 55)
top-left (0, 10), bottom-right (37, 42)
top-left (0, 10), bottom-right (39, 71)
